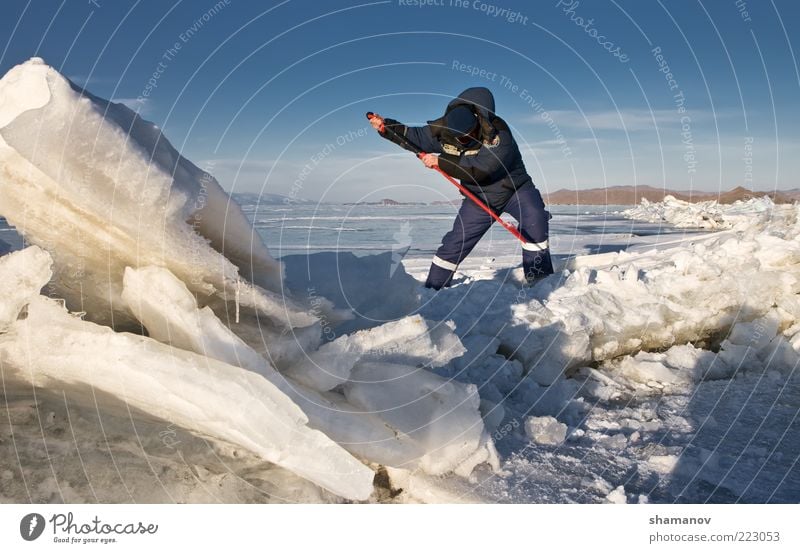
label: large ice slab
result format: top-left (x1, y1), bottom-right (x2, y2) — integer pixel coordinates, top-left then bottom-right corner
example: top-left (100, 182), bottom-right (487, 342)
top-left (120, 263), bottom-right (496, 474)
top-left (0, 58), bottom-right (310, 329)
top-left (0, 283), bottom-right (374, 500)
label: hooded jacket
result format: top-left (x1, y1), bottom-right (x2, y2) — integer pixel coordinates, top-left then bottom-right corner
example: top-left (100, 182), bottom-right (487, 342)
top-left (381, 87), bottom-right (534, 212)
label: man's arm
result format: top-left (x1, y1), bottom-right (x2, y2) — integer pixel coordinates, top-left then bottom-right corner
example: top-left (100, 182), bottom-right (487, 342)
top-left (404, 124), bottom-right (444, 154)
top-left (378, 118), bottom-right (444, 154)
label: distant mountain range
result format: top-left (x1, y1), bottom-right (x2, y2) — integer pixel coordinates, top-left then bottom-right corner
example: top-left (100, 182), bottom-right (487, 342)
top-left (542, 186), bottom-right (800, 205)
top-left (343, 198), bottom-right (427, 206)
top-left (231, 192), bottom-right (316, 206)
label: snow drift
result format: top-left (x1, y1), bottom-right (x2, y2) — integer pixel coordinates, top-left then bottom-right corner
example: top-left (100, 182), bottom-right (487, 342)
top-left (408, 197), bottom-right (800, 502)
top-left (623, 194), bottom-right (776, 229)
top-left (421, 198), bottom-right (800, 399)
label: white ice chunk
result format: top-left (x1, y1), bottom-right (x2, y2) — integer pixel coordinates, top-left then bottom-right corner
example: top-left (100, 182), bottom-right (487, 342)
top-left (344, 361), bottom-right (488, 475)
top-left (623, 195), bottom-right (775, 230)
top-left (761, 336), bottom-right (800, 372)
top-left (0, 57), bottom-right (51, 128)
top-left (0, 246), bottom-right (52, 331)
top-left (262, 313), bottom-right (467, 394)
top-left (280, 337), bottom-right (359, 392)
top-left (646, 454), bottom-right (679, 474)
top-left (612, 343), bottom-right (729, 387)
top-left (119, 265), bottom-right (479, 474)
top-left (285, 386), bottom-right (429, 469)
top-left (0, 295), bottom-right (373, 500)
top-left (524, 416), bottom-right (567, 446)
top-left (0, 58), bottom-right (310, 329)
top-left (717, 340), bottom-right (759, 375)
top-left (452, 333), bottom-right (501, 373)
top-left (727, 312), bottom-right (780, 350)
top-left (121, 266), bottom-right (267, 373)
top-left (344, 314), bottom-right (466, 367)
top-left (498, 323), bottom-right (591, 385)
top-left (606, 485), bottom-right (627, 504)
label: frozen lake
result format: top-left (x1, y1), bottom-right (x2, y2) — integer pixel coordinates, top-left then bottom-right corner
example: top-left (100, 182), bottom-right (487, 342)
top-left (2, 202), bottom-right (706, 265)
top-left (241, 202), bottom-right (707, 279)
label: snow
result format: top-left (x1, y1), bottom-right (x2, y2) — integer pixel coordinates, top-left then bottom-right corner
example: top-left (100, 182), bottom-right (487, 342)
top-left (417, 199), bottom-right (800, 399)
top-left (647, 455), bottom-right (680, 475)
top-left (606, 485), bottom-right (627, 504)
top-left (344, 361), bottom-right (497, 476)
top-left (0, 245), bottom-right (52, 331)
top-left (0, 57), bottom-right (50, 127)
top-left (404, 197), bottom-right (800, 501)
top-left (1, 289), bottom-right (374, 501)
top-left (623, 194), bottom-right (776, 229)
top-left (524, 416), bottom-right (568, 446)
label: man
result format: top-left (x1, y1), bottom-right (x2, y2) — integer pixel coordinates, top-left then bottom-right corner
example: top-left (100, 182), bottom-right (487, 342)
top-left (369, 87), bottom-right (554, 289)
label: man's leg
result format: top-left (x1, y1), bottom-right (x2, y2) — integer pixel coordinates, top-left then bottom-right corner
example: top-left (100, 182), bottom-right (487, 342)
top-left (503, 185), bottom-right (554, 280)
top-left (425, 200), bottom-right (494, 289)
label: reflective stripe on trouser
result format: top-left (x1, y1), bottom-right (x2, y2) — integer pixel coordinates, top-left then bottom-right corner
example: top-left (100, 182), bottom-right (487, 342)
top-left (425, 255), bottom-right (459, 289)
top-left (504, 185), bottom-right (554, 278)
top-left (425, 199), bottom-right (493, 289)
top-left (425, 184), bottom-right (553, 289)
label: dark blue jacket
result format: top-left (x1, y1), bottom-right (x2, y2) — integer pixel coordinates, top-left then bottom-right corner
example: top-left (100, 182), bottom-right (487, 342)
top-left (382, 87), bottom-right (534, 212)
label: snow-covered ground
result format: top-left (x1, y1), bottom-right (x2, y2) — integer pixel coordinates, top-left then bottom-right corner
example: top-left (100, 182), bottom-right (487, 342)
top-left (0, 58), bottom-right (798, 504)
top-left (275, 196), bottom-right (800, 503)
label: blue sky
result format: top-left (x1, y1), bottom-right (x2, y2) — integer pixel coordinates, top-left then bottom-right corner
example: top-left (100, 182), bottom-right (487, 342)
top-left (2, 0), bottom-right (799, 202)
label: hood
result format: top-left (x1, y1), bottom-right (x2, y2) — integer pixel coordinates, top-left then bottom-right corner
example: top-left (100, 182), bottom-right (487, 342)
top-left (429, 87), bottom-right (498, 146)
top-left (447, 87), bottom-right (495, 119)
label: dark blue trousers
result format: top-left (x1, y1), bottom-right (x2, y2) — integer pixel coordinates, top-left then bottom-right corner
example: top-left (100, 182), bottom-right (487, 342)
top-left (425, 184), bottom-right (554, 289)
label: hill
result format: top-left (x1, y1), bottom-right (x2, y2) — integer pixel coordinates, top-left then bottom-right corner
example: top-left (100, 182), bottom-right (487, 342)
top-left (231, 192), bottom-right (317, 206)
